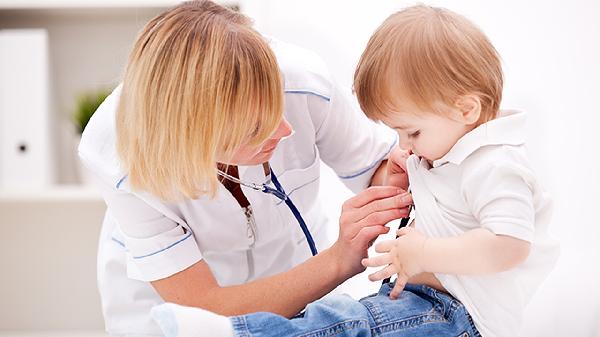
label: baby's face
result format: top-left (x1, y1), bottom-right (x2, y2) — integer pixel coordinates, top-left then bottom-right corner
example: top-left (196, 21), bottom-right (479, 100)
top-left (382, 105), bottom-right (472, 163)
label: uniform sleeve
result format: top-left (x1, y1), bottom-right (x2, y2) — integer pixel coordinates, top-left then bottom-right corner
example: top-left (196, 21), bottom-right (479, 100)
top-left (97, 178), bottom-right (203, 282)
top-left (308, 84), bottom-right (398, 193)
top-left (461, 162), bottom-right (536, 242)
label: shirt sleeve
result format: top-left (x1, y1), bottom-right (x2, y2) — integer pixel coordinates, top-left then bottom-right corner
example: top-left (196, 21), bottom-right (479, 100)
top-left (308, 84), bottom-right (398, 193)
top-left (461, 162), bottom-right (536, 242)
top-left (98, 179), bottom-right (203, 282)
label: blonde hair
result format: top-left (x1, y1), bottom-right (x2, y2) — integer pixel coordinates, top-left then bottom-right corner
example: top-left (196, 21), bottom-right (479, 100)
top-left (354, 5), bottom-right (503, 124)
top-left (117, 0), bottom-right (283, 200)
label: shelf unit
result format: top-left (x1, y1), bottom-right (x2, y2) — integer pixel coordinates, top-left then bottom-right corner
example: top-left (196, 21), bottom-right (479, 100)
top-left (0, 0), bottom-right (240, 190)
top-left (0, 1), bottom-right (235, 333)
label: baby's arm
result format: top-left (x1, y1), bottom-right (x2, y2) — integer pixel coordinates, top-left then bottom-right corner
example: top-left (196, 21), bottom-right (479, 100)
top-left (421, 228), bottom-right (530, 275)
top-left (363, 227), bottom-right (530, 298)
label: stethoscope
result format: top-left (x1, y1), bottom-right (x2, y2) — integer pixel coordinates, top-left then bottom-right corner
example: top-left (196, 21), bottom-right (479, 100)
top-left (217, 163), bottom-right (319, 256)
top-left (383, 199), bottom-right (414, 285)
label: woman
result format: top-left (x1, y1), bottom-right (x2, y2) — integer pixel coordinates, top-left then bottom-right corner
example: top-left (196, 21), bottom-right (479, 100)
top-left (79, 1), bottom-right (411, 336)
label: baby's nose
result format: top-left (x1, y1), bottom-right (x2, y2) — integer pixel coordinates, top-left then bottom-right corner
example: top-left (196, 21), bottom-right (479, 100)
top-left (399, 139), bottom-right (412, 153)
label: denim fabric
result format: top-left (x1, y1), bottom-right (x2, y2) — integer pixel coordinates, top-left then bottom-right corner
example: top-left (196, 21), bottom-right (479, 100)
top-left (230, 282), bottom-right (481, 337)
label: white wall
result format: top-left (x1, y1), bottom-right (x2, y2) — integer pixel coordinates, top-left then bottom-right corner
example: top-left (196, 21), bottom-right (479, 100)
top-left (242, 0), bottom-right (600, 335)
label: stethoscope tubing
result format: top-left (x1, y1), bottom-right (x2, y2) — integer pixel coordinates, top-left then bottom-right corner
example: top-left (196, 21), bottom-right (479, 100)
top-left (217, 165), bottom-right (319, 256)
top-left (382, 202), bottom-right (413, 285)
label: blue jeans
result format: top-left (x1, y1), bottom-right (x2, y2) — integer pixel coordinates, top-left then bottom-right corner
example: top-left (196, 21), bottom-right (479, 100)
top-left (230, 282), bottom-right (481, 337)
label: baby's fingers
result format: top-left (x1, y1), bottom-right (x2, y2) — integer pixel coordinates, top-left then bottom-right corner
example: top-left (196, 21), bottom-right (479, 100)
top-left (374, 240), bottom-right (395, 253)
top-left (362, 254), bottom-right (392, 268)
top-left (368, 264), bottom-right (396, 282)
top-left (396, 226), bottom-right (413, 236)
top-left (390, 273), bottom-right (409, 299)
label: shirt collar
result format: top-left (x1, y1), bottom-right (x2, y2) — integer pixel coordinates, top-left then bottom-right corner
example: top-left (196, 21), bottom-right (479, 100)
top-left (432, 110), bottom-right (526, 168)
top-left (238, 162), bottom-right (272, 185)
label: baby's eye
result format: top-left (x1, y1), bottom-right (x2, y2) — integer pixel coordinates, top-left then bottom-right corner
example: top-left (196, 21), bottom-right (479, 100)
top-left (408, 130), bottom-right (420, 138)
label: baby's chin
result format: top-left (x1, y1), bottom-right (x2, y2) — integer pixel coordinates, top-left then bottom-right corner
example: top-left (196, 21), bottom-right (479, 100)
top-left (410, 151), bottom-right (427, 161)
top-left (412, 152), bottom-right (435, 166)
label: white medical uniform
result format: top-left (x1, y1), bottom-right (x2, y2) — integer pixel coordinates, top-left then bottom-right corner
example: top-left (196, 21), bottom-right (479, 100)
top-left (406, 110), bottom-right (559, 337)
top-left (79, 38), bottom-right (397, 337)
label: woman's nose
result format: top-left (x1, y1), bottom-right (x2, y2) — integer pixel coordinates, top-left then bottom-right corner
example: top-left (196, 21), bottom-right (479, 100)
top-left (273, 118), bottom-right (293, 139)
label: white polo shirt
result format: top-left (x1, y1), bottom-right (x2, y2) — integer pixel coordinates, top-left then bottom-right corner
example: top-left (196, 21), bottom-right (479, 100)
top-left (79, 38), bottom-right (397, 337)
top-left (406, 110), bottom-right (559, 337)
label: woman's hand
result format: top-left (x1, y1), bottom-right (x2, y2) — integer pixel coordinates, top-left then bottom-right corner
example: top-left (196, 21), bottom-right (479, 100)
top-left (330, 186), bottom-right (412, 279)
top-left (361, 226), bottom-right (429, 299)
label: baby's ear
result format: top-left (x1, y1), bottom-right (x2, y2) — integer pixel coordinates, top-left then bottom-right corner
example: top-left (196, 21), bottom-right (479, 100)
top-left (454, 95), bottom-right (481, 125)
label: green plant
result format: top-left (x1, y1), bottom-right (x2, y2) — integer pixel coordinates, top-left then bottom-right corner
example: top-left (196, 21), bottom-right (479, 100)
top-left (73, 88), bottom-right (111, 134)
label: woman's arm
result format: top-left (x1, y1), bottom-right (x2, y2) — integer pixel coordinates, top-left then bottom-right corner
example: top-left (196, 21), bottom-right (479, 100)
top-left (153, 186), bottom-right (412, 317)
top-left (152, 245), bottom-right (347, 317)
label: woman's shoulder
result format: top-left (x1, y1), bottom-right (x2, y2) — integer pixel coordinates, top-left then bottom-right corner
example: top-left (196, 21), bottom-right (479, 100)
top-left (266, 36), bottom-right (333, 99)
top-left (77, 84), bottom-right (124, 187)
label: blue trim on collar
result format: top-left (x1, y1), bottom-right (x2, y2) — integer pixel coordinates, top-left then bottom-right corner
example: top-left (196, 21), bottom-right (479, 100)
top-left (285, 90), bottom-right (331, 102)
top-left (116, 175), bottom-right (128, 189)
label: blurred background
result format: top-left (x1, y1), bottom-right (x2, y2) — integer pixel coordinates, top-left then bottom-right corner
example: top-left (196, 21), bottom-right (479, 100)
top-left (0, 0), bottom-right (598, 336)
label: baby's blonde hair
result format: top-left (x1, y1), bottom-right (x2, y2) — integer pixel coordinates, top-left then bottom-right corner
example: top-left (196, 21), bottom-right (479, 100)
top-left (354, 5), bottom-right (503, 124)
top-left (116, 0), bottom-right (283, 200)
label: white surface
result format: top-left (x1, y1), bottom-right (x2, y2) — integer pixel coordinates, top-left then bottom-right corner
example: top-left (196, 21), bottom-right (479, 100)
top-left (0, 29), bottom-right (53, 189)
top-left (0, 184), bottom-right (102, 201)
top-left (0, 0), bottom-right (235, 9)
top-left (0, 193), bottom-right (107, 330)
top-left (247, 0), bottom-right (600, 336)
top-left (0, 331), bottom-right (107, 337)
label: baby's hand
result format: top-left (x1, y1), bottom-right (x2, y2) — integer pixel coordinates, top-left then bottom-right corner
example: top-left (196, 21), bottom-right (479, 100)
top-left (361, 227), bottom-right (428, 299)
top-left (385, 146), bottom-right (410, 190)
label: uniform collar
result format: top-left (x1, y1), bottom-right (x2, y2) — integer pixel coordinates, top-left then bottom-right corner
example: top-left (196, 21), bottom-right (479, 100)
top-left (432, 110), bottom-right (526, 168)
top-left (238, 162), bottom-right (271, 185)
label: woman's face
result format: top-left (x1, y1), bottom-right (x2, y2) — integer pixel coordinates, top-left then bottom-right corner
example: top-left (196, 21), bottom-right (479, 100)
top-left (217, 118), bottom-right (293, 166)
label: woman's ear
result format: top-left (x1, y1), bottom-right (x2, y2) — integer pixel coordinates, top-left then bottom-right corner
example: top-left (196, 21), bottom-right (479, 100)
top-left (453, 95), bottom-right (481, 125)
